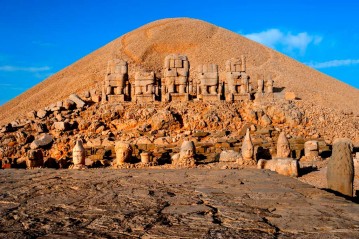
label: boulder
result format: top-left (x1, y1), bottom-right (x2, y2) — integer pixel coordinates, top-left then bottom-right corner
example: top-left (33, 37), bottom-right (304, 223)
top-left (30, 134), bottom-right (53, 149)
top-left (69, 94), bottom-right (86, 108)
top-left (219, 150), bottom-right (240, 162)
top-left (54, 122), bottom-right (70, 131)
top-left (257, 158), bottom-right (299, 177)
top-left (37, 109), bottom-right (47, 119)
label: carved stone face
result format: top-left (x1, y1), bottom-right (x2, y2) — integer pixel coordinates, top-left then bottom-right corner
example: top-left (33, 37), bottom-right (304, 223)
top-left (242, 129), bottom-right (254, 160)
top-left (180, 141), bottom-right (195, 159)
top-left (277, 132), bottom-right (291, 158)
top-left (278, 144), bottom-right (291, 158)
top-left (115, 142), bottom-right (132, 164)
top-left (73, 140), bottom-right (85, 165)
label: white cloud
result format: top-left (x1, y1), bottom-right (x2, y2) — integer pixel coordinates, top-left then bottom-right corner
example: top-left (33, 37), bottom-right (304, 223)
top-left (306, 59), bottom-right (359, 69)
top-left (0, 65), bottom-right (51, 73)
top-left (244, 29), bottom-right (322, 54)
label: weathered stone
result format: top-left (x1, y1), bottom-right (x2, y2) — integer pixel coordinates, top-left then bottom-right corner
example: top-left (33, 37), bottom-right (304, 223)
top-left (140, 152), bottom-right (152, 164)
top-left (70, 140), bottom-right (87, 169)
top-left (53, 122), bottom-right (70, 131)
top-left (172, 141), bottom-right (196, 167)
top-left (225, 56), bottom-right (251, 101)
top-left (241, 129), bottom-right (255, 165)
top-left (327, 138), bottom-right (354, 197)
top-left (37, 109), bottom-right (48, 119)
top-left (64, 99), bottom-right (75, 110)
top-left (113, 142), bottom-right (132, 167)
top-left (276, 132), bottom-right (291, 158)
top-left (197, 64), bottom-right (220, 101)
top-left (69, 94), bottom-right (86, 108)
top-left (26, 149), bottom-right (44, 169)
top-left (27, 110), bottom-right (37, 119)
top-left (102, 59), bottom-right (129, 103)
top-left (134, 71), bottom-right (156, 102)
top-left (34, 123), bottom-right (47, 133)
top-left (30, 134), bottom-right (53, 149)
top-left (257, 158), bottom-right (299, 177)
top-left (304, 140), bottom-right (319, 158)
top-left (219, 150), bottom-right (240, 162)
top-left (163, 54), bottom-right (190, 102)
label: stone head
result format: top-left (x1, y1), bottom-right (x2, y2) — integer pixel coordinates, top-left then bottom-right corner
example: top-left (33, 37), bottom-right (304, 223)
top-left (180, 141), bottom-right (196, 159)
top-left (73, 140), bottom-right (85, 165)
top-left (115, 142), bottom-right (132, 164)
top-left (242, 129), bottom-right (254, 160)
top-left (277, 132), bottom-right (291, 158)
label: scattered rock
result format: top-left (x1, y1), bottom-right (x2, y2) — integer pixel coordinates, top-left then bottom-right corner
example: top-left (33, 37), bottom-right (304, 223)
top-left (30, 134), bottom-right (53, 149)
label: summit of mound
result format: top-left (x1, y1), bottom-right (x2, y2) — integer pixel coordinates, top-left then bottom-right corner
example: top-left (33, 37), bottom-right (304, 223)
top-left (0, 18), bottom-right (358, 124)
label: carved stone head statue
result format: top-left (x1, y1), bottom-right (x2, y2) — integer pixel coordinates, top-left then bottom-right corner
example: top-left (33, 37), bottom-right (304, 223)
top-left (276, 132), bottom-right (291, 158)
top-left (73, 140), bottom-right (86, 166)
top-left (242, 129), bottom-right (254, 160)
top-left (180, 141), bottom-right (196, 160)
top-left (115, 142), bottom-right (132, 165)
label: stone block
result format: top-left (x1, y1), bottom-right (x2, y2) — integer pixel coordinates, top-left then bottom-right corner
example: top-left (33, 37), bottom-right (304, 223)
top-left (30, 134), bottom-right (53, 149)
top-left (257, 158), bottom-right (299, 177)
top-left (107, 94), bottom-right (125, 103)
top-left (202, 94), bottom-right (220, 102)
top-left (54, 122), bottom-right (70, 131)
top-left (219, 150), bottom-right (240, 162)
top-left (135, 94), bottom-right (154, 103)
top-left (169, 93), bottom-right (189, 102)
top-left (37, 109), bottom-right (47, 119)
top-left (69, 94), bottom-right (86, 108)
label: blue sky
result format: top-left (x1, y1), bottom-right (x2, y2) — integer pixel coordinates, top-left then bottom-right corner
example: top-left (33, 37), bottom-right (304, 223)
top-left (0, 0), bottom-right (358, 105)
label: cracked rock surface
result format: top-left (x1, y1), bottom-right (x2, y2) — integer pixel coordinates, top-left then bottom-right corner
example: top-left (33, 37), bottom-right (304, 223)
top-left (0, 169), bottom-right (358, 238)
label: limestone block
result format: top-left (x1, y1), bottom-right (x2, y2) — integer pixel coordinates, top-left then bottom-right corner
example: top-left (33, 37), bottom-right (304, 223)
top-left (26, 149), bottom-right (44, 169)
top-left (54, 122), bottom-right (70, 131)
top-left (257, 158), bottom-right (299, 177)
top-left (170, 59), bottom-right (175, 68)
top-left (304, 141), bottom-right (319, 157)
top-left (37, 109), bottom-right (47, 119)
top-left (69, 94), bottom-right (86, 108)
top-left (27, 110), bottom-right (37, 119)
top-left (327, 138), bottom-right (354, 197)
top-left (276, 132), bottom-right (291, 158)
top-left (175, 59), bottom-right (183, 68)
top-left (219, 150), bottom-right (240, 162)
top-left (30, 134), bottom-right (53, 149)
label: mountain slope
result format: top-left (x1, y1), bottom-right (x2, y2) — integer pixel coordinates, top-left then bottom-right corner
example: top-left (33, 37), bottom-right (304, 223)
top-left (1, 18), bottom-right (358, 125)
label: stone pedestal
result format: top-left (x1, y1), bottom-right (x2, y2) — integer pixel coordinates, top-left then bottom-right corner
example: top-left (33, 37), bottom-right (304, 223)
top-left (107, 94), bottom-right (125, 103)
top-left (169, 93), bottom-right (189, 102)
top-left (136, 94), bottom-right (155, 103)
top-left (226, 93), bottom-right (250, 102)
top-left (202, 94), bottom-right (220, 102)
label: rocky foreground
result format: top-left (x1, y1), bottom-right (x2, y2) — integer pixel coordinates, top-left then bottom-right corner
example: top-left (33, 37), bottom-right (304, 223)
top-left (0, 169), bottom-right (358, 238)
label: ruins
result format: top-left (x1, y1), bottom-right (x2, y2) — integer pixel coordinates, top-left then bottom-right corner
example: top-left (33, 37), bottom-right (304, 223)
top-left (197, 64), bottom-right (221, 101)
top-left (162, 54), bottom-right (190, 102)
top-left (70, 140), bottom-right (87, 169)
top-left (113, 142), bottom-right (133, 168)
top-left (171, 141), bottom-right (196, 167)
top-left (327, 138), bottom-right (354, 197)
top-left (225, 56), bottom-right (251, 101)
top-left (276, 132), bottom-right (291, 158)
top-left (134, 71), bottom-right (156, 103)
top-left (102, 59), bottom-right (129, 103)
top-left (240, 129), bottom-right (255, 165)
top-left (99, 55), bottom-right (268, 103)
